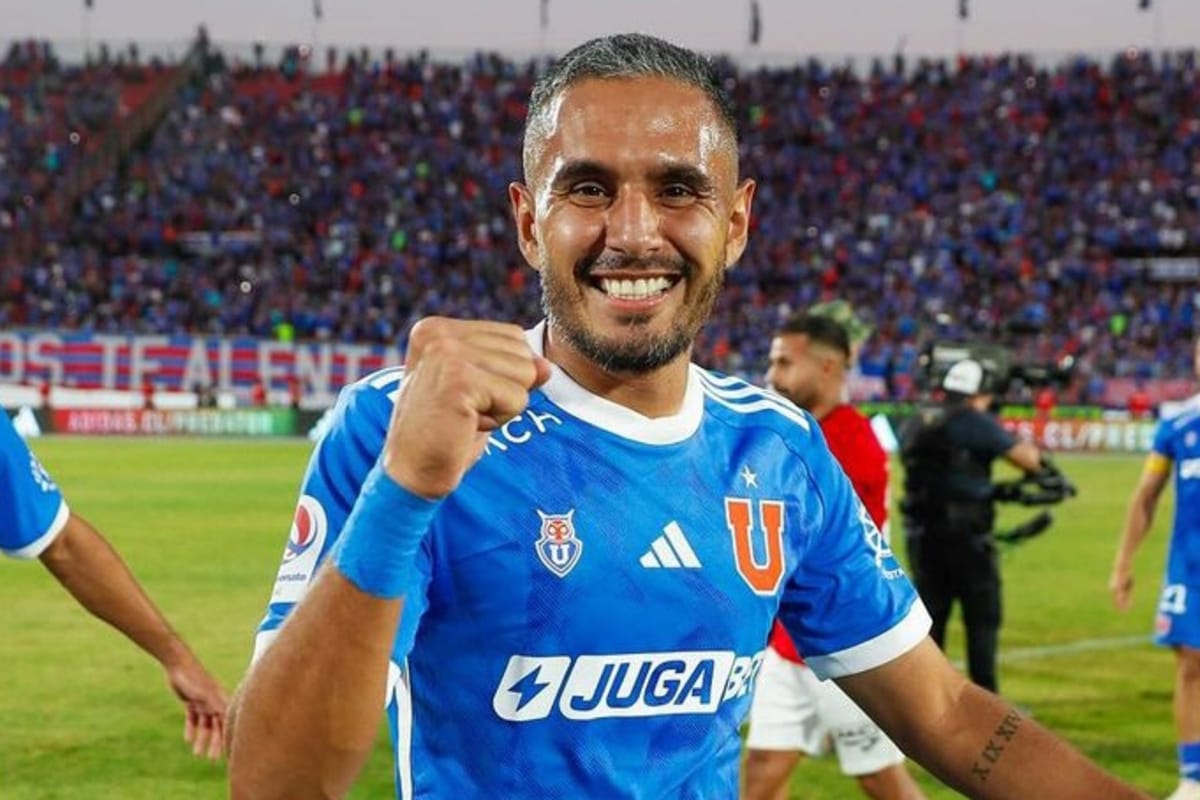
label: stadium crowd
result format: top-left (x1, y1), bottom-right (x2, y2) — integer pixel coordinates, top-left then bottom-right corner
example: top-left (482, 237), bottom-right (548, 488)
top-left (0, 40), bottom-right (120, 253)
top-left (2, 41), bottom-right (1199, 401)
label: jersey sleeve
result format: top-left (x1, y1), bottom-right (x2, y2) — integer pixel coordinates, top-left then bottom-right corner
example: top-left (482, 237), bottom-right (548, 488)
top-left (1152, 418), bottom-right (1177, 461)
top-left (253, 368), bottom-right (431, 661)
top-left (776, 428), bottom-right (929, 680)
top-left (0, 414), bottom-right (69, 559)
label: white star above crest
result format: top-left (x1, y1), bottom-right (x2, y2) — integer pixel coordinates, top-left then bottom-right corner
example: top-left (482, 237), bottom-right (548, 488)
top-left (740, 465), bottom-right (759, 488)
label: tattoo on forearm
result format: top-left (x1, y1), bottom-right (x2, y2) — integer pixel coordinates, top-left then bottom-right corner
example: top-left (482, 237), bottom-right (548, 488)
top-left (970, 711), bottom-right (1023, 782)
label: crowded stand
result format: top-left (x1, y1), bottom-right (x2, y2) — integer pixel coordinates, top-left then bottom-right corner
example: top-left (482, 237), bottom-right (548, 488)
top-left (0, 40), bottom-right (178, 256)
top-left (2, 38), bottom-right (1199, 404)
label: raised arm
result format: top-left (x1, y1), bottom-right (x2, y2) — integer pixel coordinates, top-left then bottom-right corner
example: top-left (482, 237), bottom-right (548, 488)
top-left (39, 512), bottom-right (228, 759)
top-left (227, 318), bottom-right (549, 799)
top-left (838, 638), bottom-right (1150, 799)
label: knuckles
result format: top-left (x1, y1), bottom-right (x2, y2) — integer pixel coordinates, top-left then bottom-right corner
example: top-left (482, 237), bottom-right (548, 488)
top-left (406, 317), bottom-right (540, 389)
top-left (419, 334), bottom-right (465, 365)
top-left (406, 316), bottom-right (455, 357)
top-left (388, 317), bottom-right (537, 496)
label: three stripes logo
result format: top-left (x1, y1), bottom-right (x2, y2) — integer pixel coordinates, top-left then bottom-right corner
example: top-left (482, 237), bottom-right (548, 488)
top-left (639, 522), bottom-right (702, 569)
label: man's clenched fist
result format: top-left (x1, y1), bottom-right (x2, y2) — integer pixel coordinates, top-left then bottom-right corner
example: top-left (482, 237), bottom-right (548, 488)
top-left (382, 318), bottom-right (551, 499)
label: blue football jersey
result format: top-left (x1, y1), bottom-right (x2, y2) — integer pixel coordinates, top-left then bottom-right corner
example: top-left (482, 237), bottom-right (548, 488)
top-left (256, 323), bottom-right (929, 799)
top-left (1150, 400), bottom-right (1200, 646)
top-left (0, 413), bottom-right (69, 559)
top-left (1153, 402), bottom-right (1200, 583)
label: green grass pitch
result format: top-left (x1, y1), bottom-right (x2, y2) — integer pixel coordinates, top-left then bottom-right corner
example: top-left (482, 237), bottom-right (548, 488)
top-left (0, 437), bottom-right (1181, 798)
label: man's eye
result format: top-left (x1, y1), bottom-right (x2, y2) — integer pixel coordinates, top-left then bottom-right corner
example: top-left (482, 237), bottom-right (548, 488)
top-left (661, 185), bottom-right (699, 203)
top-left (570, 183), bottom-right (607, 198)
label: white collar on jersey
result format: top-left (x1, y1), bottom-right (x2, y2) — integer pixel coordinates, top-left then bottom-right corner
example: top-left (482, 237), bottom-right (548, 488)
top-left (525, 321), bottom-right (705, 446)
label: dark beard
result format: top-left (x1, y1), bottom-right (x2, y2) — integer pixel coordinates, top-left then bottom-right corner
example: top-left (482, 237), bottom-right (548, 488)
top-left (778, 385), bottom-right (816, 413)
top-left (540, 254), bottom-right (724, 375)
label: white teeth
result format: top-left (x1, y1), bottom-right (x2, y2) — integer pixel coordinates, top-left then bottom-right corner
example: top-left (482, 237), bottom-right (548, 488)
top-left (600, 277), bottom-right (673, 299)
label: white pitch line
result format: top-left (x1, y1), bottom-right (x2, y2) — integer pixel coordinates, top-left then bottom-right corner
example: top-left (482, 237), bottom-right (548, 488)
top-left (950, 634), bottom-right (1149, 669)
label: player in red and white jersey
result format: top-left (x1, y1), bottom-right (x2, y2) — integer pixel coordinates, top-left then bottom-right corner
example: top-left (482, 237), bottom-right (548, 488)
top-left (745, 312), bottom-right (926, 800)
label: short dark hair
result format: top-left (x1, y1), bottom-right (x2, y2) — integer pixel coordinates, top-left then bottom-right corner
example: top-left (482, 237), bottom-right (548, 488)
top-left (523, 33), bottom-right (737, 178)
top-left (776, 313), bottom-right (851, 362)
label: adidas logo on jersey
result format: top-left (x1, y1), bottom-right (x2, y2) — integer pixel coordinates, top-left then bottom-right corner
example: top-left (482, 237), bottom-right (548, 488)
top-left (639, 522), bottom-right (702, 569)
top-left (492, 650), bottom-right (765, 722)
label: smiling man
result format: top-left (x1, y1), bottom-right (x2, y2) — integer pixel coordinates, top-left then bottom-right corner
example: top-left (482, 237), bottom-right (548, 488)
top-left (227, 34), bottom-right (1149, 800)
top-left (521, 75), bottom-right (739, 381)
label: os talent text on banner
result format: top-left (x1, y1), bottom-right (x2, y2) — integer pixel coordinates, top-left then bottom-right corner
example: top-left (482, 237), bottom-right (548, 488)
top-left (0, 330), bottom-right (401, 396)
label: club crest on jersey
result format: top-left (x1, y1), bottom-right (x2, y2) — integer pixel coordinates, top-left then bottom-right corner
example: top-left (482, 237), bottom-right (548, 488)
top-left (535, 510), bottom-right (582, 578)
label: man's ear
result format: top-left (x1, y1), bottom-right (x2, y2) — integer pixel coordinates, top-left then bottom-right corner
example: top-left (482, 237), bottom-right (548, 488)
top-left (509, 182), bottom-right (541, 271)
top-left (822, 354), bottom-right (839, 379)
top-left (723, 178), bottom-right (757, 267)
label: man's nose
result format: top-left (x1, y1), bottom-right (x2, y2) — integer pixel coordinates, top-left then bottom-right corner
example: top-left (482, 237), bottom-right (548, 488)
top-left (604, 189), bottom-right (664, 258)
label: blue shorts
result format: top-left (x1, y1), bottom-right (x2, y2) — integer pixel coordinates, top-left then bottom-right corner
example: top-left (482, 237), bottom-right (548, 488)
top-left (1154, 580), bottom-right (1200, 648)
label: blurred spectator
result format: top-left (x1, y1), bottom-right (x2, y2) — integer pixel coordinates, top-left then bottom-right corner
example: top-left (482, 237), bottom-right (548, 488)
top-left (286, 375), bottom-right (300, 410)
top-left (1129, 382), bottom-right (1153, 418)
top-left (194, 382), bottom-right (218, 408)
top-left (1034, 386), bottom-right (1057, 420)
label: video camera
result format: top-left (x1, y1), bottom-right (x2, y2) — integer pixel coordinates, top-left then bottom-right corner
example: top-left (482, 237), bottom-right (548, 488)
top-left (911, 341), bottom-right (1080, 549)
top-left (991, 458), bottom-right (1078, 507)
top-left (915, 341), bottom-right (1076, 397)
top-left (989, 458), bottom-right (1079, 547)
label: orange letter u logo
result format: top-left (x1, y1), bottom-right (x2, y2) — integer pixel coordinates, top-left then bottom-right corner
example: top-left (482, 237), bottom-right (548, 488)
top-left (725, 498), bottom-right (786, 596)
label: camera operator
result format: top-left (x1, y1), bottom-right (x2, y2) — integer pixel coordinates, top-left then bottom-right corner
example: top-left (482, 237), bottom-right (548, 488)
top-left (898, 358), bottom-right (1043, 693)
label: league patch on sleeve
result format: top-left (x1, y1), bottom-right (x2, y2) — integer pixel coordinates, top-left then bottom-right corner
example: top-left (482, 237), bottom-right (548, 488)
top-left (271, 495), bottom-right (328, 603)
top-left (29, 453), bottom-right (57, 493)
top-left (859, 501), bottom-right (905, 580)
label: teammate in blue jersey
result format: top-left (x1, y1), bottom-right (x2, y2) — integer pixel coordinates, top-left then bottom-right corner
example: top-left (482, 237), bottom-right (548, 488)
top-left (228, 33), bottom-right (1148, 800)
top-left (0, 412), bottom-right (227, 758)
top-left (1112, 341), bottom-right (1200, 800)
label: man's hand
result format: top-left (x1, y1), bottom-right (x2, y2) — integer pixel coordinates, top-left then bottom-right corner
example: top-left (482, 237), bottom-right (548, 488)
top-left (165, 656), bottom-right (229, 760)
top-left (1109, 566), bottom-right (1135, 611)
top-left (384, 318), bottom-right (551, 499)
